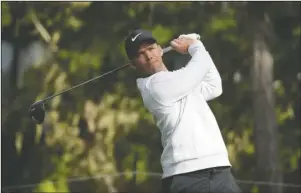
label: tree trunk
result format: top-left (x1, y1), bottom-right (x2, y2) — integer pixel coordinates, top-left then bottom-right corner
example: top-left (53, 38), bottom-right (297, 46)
top-left (251, 13), bottom-right (283, 193)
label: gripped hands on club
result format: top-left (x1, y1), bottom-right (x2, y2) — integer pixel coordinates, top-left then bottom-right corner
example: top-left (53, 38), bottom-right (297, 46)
top-left (170, 33), bottom-right (200, 54)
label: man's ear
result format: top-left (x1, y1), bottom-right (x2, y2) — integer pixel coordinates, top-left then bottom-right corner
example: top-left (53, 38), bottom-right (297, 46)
top-left (157, 44), bottom-right (163, 56)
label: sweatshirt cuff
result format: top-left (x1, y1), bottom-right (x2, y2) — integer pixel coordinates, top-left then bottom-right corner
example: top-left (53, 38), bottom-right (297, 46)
top-left (188, 41), bottom-right (205, 55)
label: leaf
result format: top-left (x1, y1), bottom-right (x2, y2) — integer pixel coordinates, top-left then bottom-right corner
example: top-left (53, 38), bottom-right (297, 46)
top-left (15, 132), bottom-right (23, 155)
top-left (70, 2), bottom-right (92, 9)
top-left (34, 180), bottom-right (57, 192)
top-left (1, 2), bottom-right (12, 27)
top-left (210, 17), bottom-right (236, 33)
top-left (128, 8), bottom-right (136, 18)
top-left (292, 25), bottom-right (301, 37)
top-left (151, 25), bottom-right (173, 44)
top-left (66, 16), bottom-right (83, 30)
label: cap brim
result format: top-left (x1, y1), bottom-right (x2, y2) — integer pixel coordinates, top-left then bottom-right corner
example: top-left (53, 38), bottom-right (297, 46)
top-left (130, 39), bottom-right (157, 59)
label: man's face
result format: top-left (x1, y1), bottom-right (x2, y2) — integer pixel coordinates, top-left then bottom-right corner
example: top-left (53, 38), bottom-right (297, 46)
top-left (132, 42), bottom-right (163, 75)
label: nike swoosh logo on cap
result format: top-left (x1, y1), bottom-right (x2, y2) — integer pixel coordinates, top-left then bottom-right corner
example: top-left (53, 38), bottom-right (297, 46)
top-left (131, 33), bottom-right (142, 41)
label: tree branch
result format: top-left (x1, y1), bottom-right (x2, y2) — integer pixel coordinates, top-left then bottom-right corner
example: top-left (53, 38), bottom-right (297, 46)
top-left (30, 12), bottom-right (58, 52)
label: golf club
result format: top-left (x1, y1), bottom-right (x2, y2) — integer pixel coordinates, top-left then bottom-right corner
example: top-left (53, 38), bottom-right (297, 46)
top-left (29, 46), bottom-right (174, 124)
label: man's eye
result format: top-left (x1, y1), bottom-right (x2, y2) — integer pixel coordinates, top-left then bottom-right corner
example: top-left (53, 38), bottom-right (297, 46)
top-left (136, 52), bottom-right (144, 59)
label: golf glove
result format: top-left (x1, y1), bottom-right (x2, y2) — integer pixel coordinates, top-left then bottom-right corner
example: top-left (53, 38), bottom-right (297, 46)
top-left (179, 33), bottom-right (200, 40)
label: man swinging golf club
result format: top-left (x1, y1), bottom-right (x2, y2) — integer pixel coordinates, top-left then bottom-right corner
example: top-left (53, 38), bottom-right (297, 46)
top-left (124, 29), bottom-right (241, 193)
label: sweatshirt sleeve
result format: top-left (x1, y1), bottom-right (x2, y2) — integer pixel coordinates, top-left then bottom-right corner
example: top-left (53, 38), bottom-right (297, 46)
top-left (147, 41), bottom-right (212, 106)
top-left (195, 57), bottom-right (223, 101)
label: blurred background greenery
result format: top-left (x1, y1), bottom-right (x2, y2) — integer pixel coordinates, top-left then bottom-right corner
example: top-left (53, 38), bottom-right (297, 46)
top-left (1, 2), bottom-right (300, 193)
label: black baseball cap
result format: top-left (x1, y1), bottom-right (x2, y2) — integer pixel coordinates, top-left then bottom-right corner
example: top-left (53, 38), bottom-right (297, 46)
top-left (125, 29), bottom-right (157, 60)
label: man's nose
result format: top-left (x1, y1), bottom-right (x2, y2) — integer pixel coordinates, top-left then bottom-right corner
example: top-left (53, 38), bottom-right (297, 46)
top-left (144, 51), bottom-right (152, 60)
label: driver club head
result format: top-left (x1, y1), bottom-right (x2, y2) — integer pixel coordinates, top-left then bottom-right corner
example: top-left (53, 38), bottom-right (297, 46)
top-left (29, 100), bottom-right (46, 124)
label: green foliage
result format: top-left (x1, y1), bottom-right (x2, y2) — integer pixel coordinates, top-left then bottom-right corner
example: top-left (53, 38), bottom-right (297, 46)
top-left (151, 24), bottom-right (173, 45)
top-left (1, 2), bottom-right (300, 193)
top-left (1, 2), bottom-right (12, 27)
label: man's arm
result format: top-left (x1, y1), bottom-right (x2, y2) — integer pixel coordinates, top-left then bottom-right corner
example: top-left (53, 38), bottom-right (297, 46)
top-left (148, 40), bottom-right (212, 106)
top-left (196, 57), bottom-right (223, 101)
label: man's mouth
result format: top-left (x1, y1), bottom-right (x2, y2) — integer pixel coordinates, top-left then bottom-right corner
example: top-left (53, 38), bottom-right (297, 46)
top-left (149, 61), bottom-right (157, 64)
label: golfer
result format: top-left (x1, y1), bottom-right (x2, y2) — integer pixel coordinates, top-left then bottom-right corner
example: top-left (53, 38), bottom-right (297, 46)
top-left (124, 29), bottom-right (241, 193)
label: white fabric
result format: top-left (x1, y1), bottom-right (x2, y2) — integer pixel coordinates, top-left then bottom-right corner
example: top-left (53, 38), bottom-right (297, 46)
top-left (136, 40), bottom-right (231, 178)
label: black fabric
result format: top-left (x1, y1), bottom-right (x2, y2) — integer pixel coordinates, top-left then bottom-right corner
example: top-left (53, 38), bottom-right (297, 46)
top-left (161, 167), bottom-right (241, 193)
top-left (124, 29), bottom-right (157, 59)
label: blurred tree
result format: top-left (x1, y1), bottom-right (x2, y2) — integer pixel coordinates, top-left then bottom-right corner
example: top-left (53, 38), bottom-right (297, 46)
top-left (1, 2), bottom-right (300, 193)
top-left (249, 3), bottom-right (282, 193)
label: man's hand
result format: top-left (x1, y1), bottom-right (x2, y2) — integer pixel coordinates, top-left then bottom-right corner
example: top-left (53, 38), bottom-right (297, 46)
top-left (170, 34), bottom-right (200, 54)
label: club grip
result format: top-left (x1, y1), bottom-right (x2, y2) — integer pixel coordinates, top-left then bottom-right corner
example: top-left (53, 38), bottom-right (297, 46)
top-left (162, 46), bottom-right (173, 54)
top-left (162, 33), bottom-right (201, 54)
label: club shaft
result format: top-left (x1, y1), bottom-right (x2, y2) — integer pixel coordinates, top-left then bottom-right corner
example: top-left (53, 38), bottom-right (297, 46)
top-left (41, 64), bottom-right (129, 102)
top-left (40, 46), bottom-right (173, 103)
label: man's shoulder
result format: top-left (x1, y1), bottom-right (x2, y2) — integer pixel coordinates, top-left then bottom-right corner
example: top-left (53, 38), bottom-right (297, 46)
top-left (136, 71), bottom-right (166, 90)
